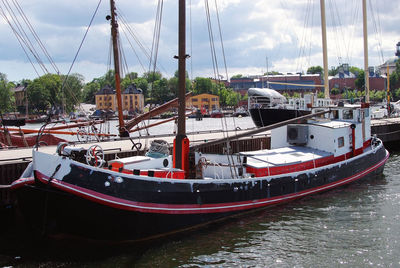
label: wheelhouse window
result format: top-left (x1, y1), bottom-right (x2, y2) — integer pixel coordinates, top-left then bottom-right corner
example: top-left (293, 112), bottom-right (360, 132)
top-left (343, 110), bottom-right (353, 119)
top-left (338, 137), bottom-right (344, 148)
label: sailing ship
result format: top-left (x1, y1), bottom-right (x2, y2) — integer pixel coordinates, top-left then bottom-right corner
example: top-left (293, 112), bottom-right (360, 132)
top-left (10, 0), bottom-right (388, 241)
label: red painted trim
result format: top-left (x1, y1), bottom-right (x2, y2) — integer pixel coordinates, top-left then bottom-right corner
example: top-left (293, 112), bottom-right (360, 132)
top-left (247, 139), bottom-right (372, 177)
top-left (10, 177), bottom-right (35, 190)
top-left (33, 149), bottom-right (389, 215)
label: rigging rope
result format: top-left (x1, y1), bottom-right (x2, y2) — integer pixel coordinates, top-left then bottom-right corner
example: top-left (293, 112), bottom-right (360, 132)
top-left (0, 5), bottom-right (40, 77)
top-left (1, 0), bottom-right (49, 74)
top-left (368, 0), bottom-right (385, 64)
top-left (59, 0), bottom-right (102, 112)
top-left (10, 0), bottom-right (58, 73)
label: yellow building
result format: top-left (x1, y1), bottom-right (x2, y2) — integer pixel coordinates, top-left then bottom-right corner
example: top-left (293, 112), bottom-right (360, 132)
top-left (95, 85), bottom-right (117, 111)
top-left (187, 93), bottom-right (219, 111)
top-left (122, 84), bottom-right (144, 113)
top-left (95, 84), bottom-right (144, 112)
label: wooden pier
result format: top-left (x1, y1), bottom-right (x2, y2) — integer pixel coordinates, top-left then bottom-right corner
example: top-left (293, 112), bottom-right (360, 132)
top-left (1, 117), bottom-right (399, 207)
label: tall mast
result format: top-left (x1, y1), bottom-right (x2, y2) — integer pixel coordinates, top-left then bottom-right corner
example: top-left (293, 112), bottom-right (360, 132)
top-left (362, 0), bottom-right (369, 103)
top-left (173, 0), bottom-right (189, 173)
top-left (109, 0), bottom-right (128, 137)
top-left (320, 0), bottom-right (329, 98)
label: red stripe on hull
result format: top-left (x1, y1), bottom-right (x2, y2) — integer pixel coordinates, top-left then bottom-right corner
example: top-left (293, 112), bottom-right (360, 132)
top-left (34, 150), bottom-right (389, 215)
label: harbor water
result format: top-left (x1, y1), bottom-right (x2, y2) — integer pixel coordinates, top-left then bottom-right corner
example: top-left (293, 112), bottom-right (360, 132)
top-left (1, 117), bottom-right (400, 267)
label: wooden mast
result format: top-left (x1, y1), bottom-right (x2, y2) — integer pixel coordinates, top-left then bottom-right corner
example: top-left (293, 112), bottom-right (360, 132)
top-left (109, 0), bottom-right (128, 137)
top-left (320, 0), bottom-right (329, 98)
top-left (173, 0), bottom-right (189, 174)
top-left (362, 0), bottom-right (370, 103)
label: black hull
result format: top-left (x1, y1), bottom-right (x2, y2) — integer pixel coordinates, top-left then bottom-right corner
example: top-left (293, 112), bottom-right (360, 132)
top-left (15, 145), bottom-right (388, 241)
top-left (249, 108), bottom-right (310, 127)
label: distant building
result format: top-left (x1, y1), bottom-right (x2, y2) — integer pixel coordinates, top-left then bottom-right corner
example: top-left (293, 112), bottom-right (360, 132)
top-left (122, 84), bottom-right (144, 113)
top-left (95, 85), bottom-right (116, 111)
top-left (329, 64), bottom-right (385, 92)
top-left (377, 41), bottom-right (400, 75)
top-left (229, 74), bottom-right (323, 95)
top-left (12, 84), bottom-right (27, 114)
top-left (188, 93), bottom-right (219, 111)
top-left (96, 84), bottom-right (144, 112)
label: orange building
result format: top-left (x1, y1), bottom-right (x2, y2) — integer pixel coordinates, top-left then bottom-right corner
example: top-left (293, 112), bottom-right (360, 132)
top-left (95, 85), bottom-right (117, 111)
top-left (121, 84), bottom-right (144, 112)
top-left (187, 93), bottom-right (219, 111)
top-left (96, 84), bottom-right (144, 112)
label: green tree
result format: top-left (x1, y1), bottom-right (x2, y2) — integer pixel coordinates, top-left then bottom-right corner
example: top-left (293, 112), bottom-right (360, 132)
top-left (60, 73), bottom-right (84, 112)
top-left (390, 61), bottom-right (400, 90)
top-left (331, 88), bottom-right (340, 95)
top-left (394, 88), bottom-right (400, 101)
top-left (82, 80), bottom-right (100, 104)
top-left (121, 72), bottom-right (138, 90)
top-left (307, 66), bottom-right (323, 74)
top-left (231, 74), bottom-right (243, 79)
top-left (0, 73), bottom-right (15, 113)
top-left (193, 77), bottom-right (213, 95)
top-left (27, 74), bottom-right (62, 113)
top-left (264, 71), bottom-right (281, 75)
top-left (329, 67), bottom-right (338, 76)
top-left (143, 71), bottom-right (162, 83)
top-left (133, 77), bottom-right (149, 98)
top-left (355, 70), bottom-right (365, 90)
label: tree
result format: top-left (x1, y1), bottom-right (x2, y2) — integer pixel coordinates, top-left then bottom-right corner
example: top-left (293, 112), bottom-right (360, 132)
top-left (133, 77), bottom-right (149, 98)
top-left (0, 73), bottom-right (15, 113)
top-left (143, 71), bottom-right (162, 83)
top-left (60, 73), bottom-right (84, 112)
top-left (307, 66), bottom-right (323, 74)
top-left (264, 71), bottom-right (281, 75)
top-left (150, 78), bottom-right (174, 104)
top-left (231, 74), bottom-right (243, 79)
top-left (193, 77), bottom-right (213, 95)
top-left (317, 91), bottom-right (325, 98)
top-left (27, 74), bottom-right (61, 113)
top-left (355, 70), bottom-right (365, 90)
top-left (121, 72), bottom-right (138, 90)
top-left (329, 67), bottom-right (338, 76)
top-left (331, 88), bottom-right (340, 95)
top-left (82, 80), bottom-right (100, 104)
top-left (390, 61), bottom-right (400, 90)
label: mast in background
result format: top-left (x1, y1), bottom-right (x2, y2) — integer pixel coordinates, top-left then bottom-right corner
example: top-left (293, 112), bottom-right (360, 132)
top-left (362, 0), bottom-right (370, 103)
top-left (109, 0), bottom-right (128, 137)
top-left (320, 0), bottom-right (329, 98)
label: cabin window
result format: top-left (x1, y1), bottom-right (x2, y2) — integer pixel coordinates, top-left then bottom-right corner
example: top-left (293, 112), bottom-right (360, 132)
top-left (343, 110), bottom-right (353, 119)
top-left (338, 137), bottom-right (344, 148)
top-left (99, 97), bottom-right (102, 100)
top-left (212, 98), bottom-right (217, 101)
top-left (332, 110), bottom-right (339, 119)
top-left (192, 98), bottom-right (198, 102)
top-left (202, 98), bottom-right (208, 102)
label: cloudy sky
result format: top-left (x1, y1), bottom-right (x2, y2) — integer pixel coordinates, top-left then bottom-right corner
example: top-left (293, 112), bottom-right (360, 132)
top-left (0, 0), bottom-right (399, 82)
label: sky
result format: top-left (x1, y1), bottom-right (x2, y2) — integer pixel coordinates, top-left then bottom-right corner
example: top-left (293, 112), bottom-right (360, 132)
top-left (0, 0), bottom-right (399, 83)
